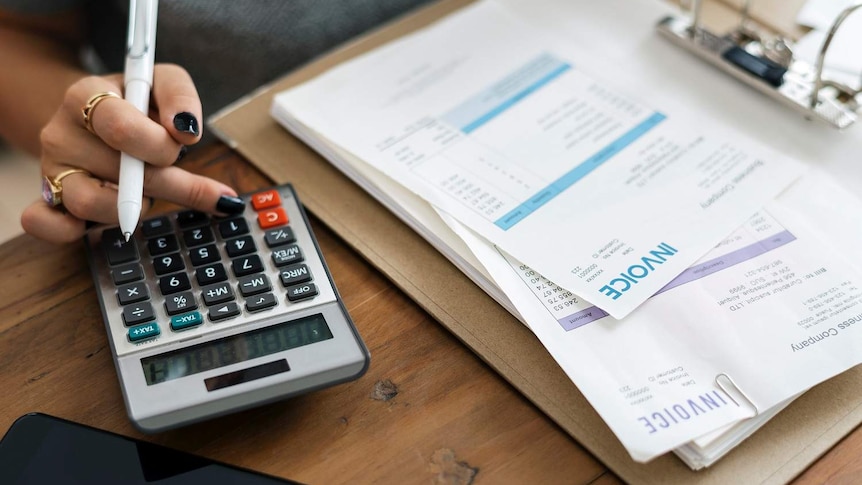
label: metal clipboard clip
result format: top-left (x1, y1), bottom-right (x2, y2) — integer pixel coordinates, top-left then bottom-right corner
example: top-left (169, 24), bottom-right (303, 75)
top-left (715, 373), bottom-right (759, 416)
top-left (656, 1), bottom-right (862, 130)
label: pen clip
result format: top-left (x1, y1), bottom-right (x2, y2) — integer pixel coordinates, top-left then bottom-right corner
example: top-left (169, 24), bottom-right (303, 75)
top-left (127, 0), bottom-right (154, 58)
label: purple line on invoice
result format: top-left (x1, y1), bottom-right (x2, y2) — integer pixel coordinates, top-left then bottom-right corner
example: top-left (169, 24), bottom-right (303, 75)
top-left (556, 230), bottom-right (797, 332)
top-left (654, 230), bottom-right (797, 297)
top-left (558, 306), bottom-right (610, 331)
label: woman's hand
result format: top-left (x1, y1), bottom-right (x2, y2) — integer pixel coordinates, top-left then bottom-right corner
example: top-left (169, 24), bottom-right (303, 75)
top-left (21, 63), bottom-right (245, 243)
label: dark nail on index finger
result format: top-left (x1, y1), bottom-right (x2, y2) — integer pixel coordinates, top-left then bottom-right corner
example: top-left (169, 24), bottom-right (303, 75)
top-left (216, 195), bottom-right (245, 214)
top-left (173, 112), bottom-right (200, 136)
top-left (176, 145), bottom-right (188, 162)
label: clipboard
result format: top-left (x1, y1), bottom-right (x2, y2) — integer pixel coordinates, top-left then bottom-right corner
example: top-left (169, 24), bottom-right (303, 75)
top-left (209, 0), bottom-right (862, 481)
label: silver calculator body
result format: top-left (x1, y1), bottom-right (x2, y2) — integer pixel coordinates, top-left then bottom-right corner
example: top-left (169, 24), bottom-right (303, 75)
top-left (85, 184), bottom-right (369, 432)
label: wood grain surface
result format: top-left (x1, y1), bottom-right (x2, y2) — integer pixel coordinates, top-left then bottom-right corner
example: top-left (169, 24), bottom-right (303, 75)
top-left (0, 144), bottom-right (619, 484)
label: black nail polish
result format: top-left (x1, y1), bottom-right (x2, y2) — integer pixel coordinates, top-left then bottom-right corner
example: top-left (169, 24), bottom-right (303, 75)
top-left (176, 145), bottom-right (188, 162)
top-left (216, 195), bottom-right (245, 214)
top-left (173, 112), bottom-right (199, 136)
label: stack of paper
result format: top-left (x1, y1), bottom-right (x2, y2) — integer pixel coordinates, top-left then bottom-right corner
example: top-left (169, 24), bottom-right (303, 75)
top-left (267, 0), bottom-right (862, 468)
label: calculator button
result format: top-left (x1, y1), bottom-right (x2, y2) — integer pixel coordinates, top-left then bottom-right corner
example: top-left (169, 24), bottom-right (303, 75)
top-left (286, 283), bottom-right (318, 302)
top-left (182, 226), bottom-right (214, 248)
top-left (176, 210), bottom-right (210, 228)
top-left (279, 264), bottom-right (312, 287)
top-left (141, 216), bottom-right (172, 237)
top-left (102, 228), bottom-right (139, 265)
top-left (189, 244), bottom-right (220, 266)
top-left (232, 254), bottom-right (264, 276)
top-left (111, 263), bottom-right (143, 285)
top-left (238, 274), bottom-right (272, 296)
top-left (152, 252), bottom-right (185, 275)
top-left (122, 302), bottom-right (155, 326)
top-left (165, 291), bottom-right (198, 315)
top-left (159, 272), bottom-right (191, 295)
top-left (225, 235), bottom-right (256, 257)
top-left (196, 263), bottom-right (228, 286)
top-left (251, 189), bottom-right (281, 210)
top-left (246, 293), bottom-right (277, 312)
top-left (117, 282), bottom-right (149, 305)
top-left (257, 207), bottom-right (288, 229)
top-left (170, 311), bottom-right (203, 331)
top-left (147, 234), bottom-right (179, 256)
top-left (264, 226), bottom-right (296, 248)
top-left (209, 302), bottom-right (241, 322)
top-left (128, 322), bottom-right (160, 342)
top-left (201, 282), bottom-right (235, 306)
top-left (218, 218), bottom-right (249, 238)
top-left (272, 244), bottom-right (304, 266)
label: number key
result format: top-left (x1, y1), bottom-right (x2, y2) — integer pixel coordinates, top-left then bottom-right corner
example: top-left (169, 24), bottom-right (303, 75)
top-left (190, 243), bottom-right (220, 266)
top-left (225, 235), bottom-right (256, 257)
top-left (182, 226), bottom-right (214, 247)
top-left (232, 254), bottom-right (263, 276)
top-left (148, 234), bottom-right (179, 256)
top-left (218, 218), bottom-right (249, 238)
top-left (159, 272), bottom-right (191, 295)
top-left (153, 253), bottom-right (185, 275)
top-left (196, 263), bottom-right (227, 286)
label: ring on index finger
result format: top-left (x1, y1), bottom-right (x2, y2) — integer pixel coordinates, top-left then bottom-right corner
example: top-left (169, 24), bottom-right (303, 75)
top-left (81, 91), bottom-right (121, 134)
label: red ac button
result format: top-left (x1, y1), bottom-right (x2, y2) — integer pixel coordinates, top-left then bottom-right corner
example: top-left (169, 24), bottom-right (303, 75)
top-left (251, 190), bottom-right (281, 210)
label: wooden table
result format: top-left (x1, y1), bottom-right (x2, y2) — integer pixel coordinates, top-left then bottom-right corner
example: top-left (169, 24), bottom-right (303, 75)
top-left (2, 1), bottom-right (862, 482)
top-left (0, 143), bottom-right (859, 484)
top-left (0, 144), bottom-right (613, 484)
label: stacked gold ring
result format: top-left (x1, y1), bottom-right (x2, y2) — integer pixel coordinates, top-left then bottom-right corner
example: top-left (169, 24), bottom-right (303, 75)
top-left (81, 91), bottom-right (121, 134)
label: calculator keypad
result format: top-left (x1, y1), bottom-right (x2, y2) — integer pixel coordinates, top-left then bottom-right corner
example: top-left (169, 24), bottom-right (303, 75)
top-left (88, 186), bottom-right (339, 355)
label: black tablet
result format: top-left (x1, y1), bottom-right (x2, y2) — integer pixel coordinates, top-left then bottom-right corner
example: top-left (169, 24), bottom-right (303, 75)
top-left (0, 413), bottom-right (301, 484)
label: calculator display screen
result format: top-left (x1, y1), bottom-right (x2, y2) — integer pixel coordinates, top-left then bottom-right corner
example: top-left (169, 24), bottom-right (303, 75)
top-left (141, 314), bottom-right (333, 385)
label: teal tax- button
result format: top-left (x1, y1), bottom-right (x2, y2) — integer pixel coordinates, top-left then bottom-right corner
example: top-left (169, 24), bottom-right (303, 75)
top-left (128, 322), bottom-right (160, 342)
top-left (171, 311), bottom-right (203, 331)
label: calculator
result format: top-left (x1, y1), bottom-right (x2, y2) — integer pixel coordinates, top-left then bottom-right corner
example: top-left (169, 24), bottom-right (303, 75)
top-left (85, 184), bottom-right (369, 432)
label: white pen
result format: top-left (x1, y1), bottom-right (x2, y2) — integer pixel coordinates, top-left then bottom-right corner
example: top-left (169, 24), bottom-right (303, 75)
top-left (118, 0), bottom-right (159, 241)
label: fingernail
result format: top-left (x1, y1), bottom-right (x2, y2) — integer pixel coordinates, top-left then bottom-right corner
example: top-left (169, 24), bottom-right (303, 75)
top-left (173, 112), bottom-right (200, 136)
top-left (216, 195), bottom-right (245, 214)
top-left (176, 145), bottom-right (188, 162)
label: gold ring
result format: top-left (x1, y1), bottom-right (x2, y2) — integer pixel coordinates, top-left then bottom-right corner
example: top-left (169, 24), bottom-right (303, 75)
top-left (82, 91), bottom-right (121, 134)
top-left (42, 168), bottom-right (91, 208)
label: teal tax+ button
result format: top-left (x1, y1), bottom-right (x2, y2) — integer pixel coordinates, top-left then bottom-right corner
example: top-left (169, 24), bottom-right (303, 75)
top-left (128, 322), bottom-right (160, 342)
top-left (171, 311), bottom-right (203, 331)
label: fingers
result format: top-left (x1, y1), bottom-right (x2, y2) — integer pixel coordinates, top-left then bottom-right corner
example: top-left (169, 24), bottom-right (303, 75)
top-left (144, 165), bottom-right (245, 215)
top-left (26, 66), bottom-right (225, 245)
top-left (59, 173), bottom-right (121, 224)
top-left (21, 199), bottom-right (87, 244)
top-left (152, 64), bottom-right (203, 145)
top-left (64, 72), bottom-right (185, 166)
top-left (21, 190), bottom-right (157, 245)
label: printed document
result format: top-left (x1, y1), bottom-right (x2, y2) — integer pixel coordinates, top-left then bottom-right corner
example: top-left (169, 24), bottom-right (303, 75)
top-left (272, 1), bottom-right (805, 318)
top-left (445, 171), bottom-right (862, 462)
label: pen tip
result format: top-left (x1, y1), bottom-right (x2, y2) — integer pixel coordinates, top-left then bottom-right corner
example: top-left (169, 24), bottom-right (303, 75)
top-left (123, 232), bottom-right (132, 242)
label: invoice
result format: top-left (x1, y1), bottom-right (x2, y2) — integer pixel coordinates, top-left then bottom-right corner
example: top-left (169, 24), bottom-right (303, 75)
top-left (272, 1), bottom-right (805, 318)
top-left (446, 171), bottom-right (862, 462)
